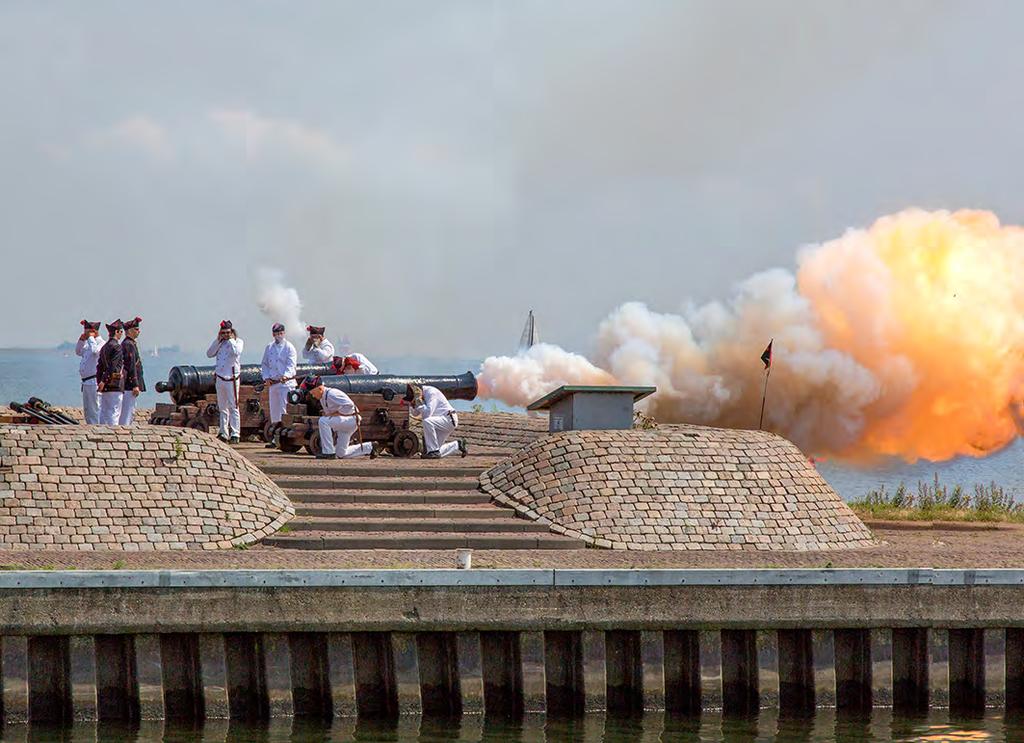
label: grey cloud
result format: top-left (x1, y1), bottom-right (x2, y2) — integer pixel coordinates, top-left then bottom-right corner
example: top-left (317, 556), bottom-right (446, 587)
top-left (1, 0), bottom-right (1022, 361)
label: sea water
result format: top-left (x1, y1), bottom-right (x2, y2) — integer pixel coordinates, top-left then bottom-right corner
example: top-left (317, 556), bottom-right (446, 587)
top-left (3, 710), bottom-right (1021, 742)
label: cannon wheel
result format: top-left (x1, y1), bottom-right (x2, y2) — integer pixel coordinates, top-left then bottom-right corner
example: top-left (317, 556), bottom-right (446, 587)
top-left (261, 419), bottom-right (276, 444)
top-left (148, 413), bottom-right (160, 425)
top-left (390, 430), bottom-right (420, 458)
top-left (277, 430), bottom-right (302, 454)
top-left (187, 418), bottom-right (209, 433)
top-left (305, 431), bottom-right (322, 456)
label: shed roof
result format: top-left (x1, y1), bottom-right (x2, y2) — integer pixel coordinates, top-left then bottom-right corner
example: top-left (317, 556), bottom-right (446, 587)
top-left (526, 385), bottom-right (656, 411)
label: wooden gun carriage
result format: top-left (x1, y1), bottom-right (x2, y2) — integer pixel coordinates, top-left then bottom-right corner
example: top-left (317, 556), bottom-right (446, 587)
top-left (275, 393), bottom-right (421, 457)
top-left (275, 371), bottom-right (478, 457)
top-left (150, 365), bottom-right (478, 454)
top-left (149, 384), bottom-right (277, 439)
top-left (149, 361), bottom-right (335, 439)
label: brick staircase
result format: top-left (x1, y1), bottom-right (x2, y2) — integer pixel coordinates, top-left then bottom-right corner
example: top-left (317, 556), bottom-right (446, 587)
top-left (243, 446), bottom-right (582, 550)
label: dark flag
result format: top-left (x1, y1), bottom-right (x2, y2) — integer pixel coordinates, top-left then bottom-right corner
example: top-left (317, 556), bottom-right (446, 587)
top-left (758, 339), bottom-right (773, 430)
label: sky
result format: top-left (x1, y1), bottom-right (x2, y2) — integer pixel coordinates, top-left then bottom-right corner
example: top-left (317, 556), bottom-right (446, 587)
top-left (2, 0), bottom-right (1023, 358)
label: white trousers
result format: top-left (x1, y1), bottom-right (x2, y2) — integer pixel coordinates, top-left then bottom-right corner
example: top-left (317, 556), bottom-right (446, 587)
top-left (318, 415), bottom-right (372, 458)
top-left (267, 382), bottom-right (293, 424)
top-left (423, 412), bottom-right (459, 457)
top-left (99, 391), bottom-right (123, 425)
top-left (119, 392), bottom-right (139, 426)
top-left (215, 377), bottom-right (241, 437)
top-left (81, 379), bottom-right (100, 424)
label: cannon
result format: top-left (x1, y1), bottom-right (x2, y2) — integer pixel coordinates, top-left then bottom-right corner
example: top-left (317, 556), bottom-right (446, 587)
top-left (9, 399), bottom-right (76, 426)
top-left (150, 361), bottom-right (334, 438)
top-left (155, 362), bottom-right (335, 405)
top-left (286, 372), bottom-right (478, 405)
top-left (277, 372), bottom-right (477, 457)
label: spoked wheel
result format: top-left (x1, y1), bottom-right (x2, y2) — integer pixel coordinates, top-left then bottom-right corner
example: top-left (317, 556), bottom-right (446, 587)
top-left (261, 419), bottom-right (277, 444)
top-left (305, 431), bottom-right (322, 456)
top-left (390, 430), bottom-right (420, 458)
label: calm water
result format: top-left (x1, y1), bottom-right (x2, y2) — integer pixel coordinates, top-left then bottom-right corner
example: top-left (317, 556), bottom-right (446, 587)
top-left (5, 711), bottom-right (1023, 742)
top-left (2, 348), bottom-right (1022, 503)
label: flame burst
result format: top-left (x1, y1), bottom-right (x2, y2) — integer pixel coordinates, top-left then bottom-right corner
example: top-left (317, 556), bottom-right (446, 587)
top-left (479, 209), bottom-right (1024, 462)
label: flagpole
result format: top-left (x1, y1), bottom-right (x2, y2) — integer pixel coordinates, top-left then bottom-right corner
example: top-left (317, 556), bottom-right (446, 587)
top-left (758, 366), bottom-right (771, 430)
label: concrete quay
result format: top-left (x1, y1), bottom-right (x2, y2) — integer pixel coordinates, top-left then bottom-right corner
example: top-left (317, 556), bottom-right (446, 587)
top-left (0, 568), bottom-right (1019, 723)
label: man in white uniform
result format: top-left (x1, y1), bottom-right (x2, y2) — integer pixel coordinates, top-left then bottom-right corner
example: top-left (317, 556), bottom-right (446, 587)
top-left (75, 320), bottom-right (103, 424)
top-left (260, 323), bottom-right (297, 449)
top-left (303, 376), bottom-right (376, 460)
top-left (206, 320), bottom-right (244, 443)
top-left (303, 325), bottom-right (334, 364)
top-left (96, 320), bottom-right (124, 425)
top-left (405, 384), bottom-right (467, 459)
top-left (332, 352), bottom-right (379, 376)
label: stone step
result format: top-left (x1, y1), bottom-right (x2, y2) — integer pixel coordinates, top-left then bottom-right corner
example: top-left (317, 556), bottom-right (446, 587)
top-left (262, 531), bottom-right (584, 550)
top-left (273, 477), bottom-right (479, 491)
top-left (259, 463), bottom-right (488, 478)
top-left (289, 517), bottom-right (549, 533)
top-left (295, 503), bottom-right (514, 519)
top-left (283, 490), bottom-right (492, 505)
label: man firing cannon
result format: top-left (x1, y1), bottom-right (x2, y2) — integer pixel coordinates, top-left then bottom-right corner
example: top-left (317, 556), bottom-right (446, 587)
top-left (301, 375), bottom-right (379, 460)
top-left (405, 384), bottom-right (467, 459)
top-left (331, 352), bottom-right (379, 376)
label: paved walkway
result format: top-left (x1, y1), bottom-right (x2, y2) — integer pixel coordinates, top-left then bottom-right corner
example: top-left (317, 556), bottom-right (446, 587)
top-left (0, 526), bottom-right (1019, 569)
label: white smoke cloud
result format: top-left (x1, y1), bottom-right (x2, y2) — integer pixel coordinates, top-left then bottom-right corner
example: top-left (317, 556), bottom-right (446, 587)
top-left (478, 343), bottom-right (614, 404)
top-left (479, 209), bottom-right (1024, 463)
top-left (254, 267), bottom-right (306, 337)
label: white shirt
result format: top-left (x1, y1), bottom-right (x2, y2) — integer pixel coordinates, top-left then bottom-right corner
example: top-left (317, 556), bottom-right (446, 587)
top-left (342, 352), bottom-right (379, 375)
top-left (303, 338), bottom-right (335, 364)
top-left (261, 339), bottom-right (298, 387)
top-left (412, 385), bottom-right (455, 419)
top-left (320, 387), bottom-right (357, 416)
top-left (206, 336), bottom-right (244, 377)
top-left (75, 336), bottom-right (104, 379)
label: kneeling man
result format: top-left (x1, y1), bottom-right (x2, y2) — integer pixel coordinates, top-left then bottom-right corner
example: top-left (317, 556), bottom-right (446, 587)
top-left (332, 352), bottom-right (379, 376)
top-left (303, 376), bottom-right (375, 460)
top-left (405, 384), bottom-right (467, 458)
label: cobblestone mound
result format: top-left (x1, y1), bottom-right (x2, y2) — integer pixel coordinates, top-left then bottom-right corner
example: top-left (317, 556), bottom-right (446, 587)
top-left (454, 412), bottom-right (549, 450)
top-left (480, 425), bottom-right (875, 551)
top-left (0, 425), bottom-right (293, 550)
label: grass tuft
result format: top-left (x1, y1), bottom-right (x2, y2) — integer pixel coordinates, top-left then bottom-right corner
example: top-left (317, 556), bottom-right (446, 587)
top-left (850, 475), bottom-right (1024, 523)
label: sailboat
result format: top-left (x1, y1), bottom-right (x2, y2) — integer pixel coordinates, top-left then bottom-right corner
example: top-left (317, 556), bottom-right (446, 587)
top-left (518, 310), bottom-right (539, 352)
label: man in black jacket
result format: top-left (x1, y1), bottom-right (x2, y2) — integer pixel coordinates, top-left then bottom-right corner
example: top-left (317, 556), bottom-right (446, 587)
top-left (96, 319), bottom-right (124, 425)
top-left (119, 317), bottom-right (144, 425)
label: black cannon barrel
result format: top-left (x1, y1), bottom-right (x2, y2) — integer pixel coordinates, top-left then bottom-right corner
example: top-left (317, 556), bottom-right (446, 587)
top-left (287, 372), bottom-right (478, 406)
top-left (155, 363), bottom-right (335, 404)
top-left (10, 402), bottom-right (68, 425)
